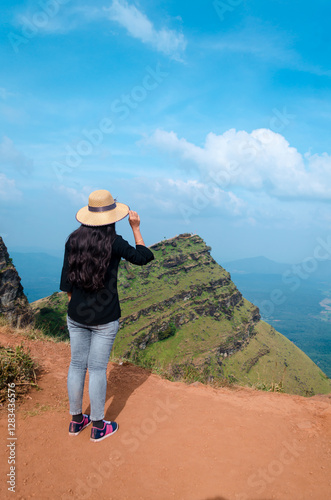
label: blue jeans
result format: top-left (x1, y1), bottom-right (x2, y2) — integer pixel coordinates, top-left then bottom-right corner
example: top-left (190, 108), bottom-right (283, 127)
top-left (67, 315), bottom-right (120, 421)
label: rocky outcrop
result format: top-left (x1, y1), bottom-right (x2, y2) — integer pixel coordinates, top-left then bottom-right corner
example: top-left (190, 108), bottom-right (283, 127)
top-left (118, 233), bottom-right (261, 361)
top-left (242, 345), bottom-right (271, 373)
top-left (0, 237), bottom-right (32, 327)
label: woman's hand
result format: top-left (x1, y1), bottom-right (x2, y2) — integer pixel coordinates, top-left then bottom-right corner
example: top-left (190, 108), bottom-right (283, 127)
top-left (128, 210), bottom-right (145, 246)
top-left (128, 210), bottom-right (140, 229)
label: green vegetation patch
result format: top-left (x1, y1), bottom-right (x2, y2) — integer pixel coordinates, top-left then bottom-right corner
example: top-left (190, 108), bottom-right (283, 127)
top-left (0, 344), bottom-right (38, 402)
top-left (157, 322), bottom-right (176, 341)
top-left (32, 292), bottom-right (68, 340)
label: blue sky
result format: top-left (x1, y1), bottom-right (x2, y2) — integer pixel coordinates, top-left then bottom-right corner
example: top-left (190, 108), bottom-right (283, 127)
top-left (1, 0), bottom-right (331, 264)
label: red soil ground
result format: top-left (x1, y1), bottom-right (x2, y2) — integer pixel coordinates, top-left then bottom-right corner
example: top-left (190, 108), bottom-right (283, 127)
top-left (0, 326), bottom-right (330, 500)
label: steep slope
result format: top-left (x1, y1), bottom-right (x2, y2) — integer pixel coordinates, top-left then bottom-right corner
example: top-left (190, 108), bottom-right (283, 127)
top-left (31, 233), bottom-right (331, 396)
top-left (0, 236), bottom-right (32, 327)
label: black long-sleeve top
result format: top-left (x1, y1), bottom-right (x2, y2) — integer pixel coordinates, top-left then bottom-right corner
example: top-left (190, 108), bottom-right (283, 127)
top-left (60, 234), bottom-right (154, 326)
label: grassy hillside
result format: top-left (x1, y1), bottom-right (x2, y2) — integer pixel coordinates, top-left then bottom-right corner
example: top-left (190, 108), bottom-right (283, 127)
top-left (221, 320), bottom-right (330, 395)
top-left (31, 233), bottom-right (331, 396)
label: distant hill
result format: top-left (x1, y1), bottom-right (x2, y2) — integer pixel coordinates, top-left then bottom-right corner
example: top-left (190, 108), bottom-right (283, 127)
top-left (31, 234), bottom-right (331, 396)
top-left (225, 256), bottom-right (289, 275)
top-left (226, 255), bottom-right (331, 281)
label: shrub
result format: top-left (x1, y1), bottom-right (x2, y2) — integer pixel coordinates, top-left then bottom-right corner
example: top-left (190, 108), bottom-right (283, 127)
top-left (39, 307), bottom-right (54, 316)
top-left (0, 344), bottom-right (37, 402)
top-left (157, 322), bottom-right (176, 341)
top-left (34, 308), bottom-right (68, 341)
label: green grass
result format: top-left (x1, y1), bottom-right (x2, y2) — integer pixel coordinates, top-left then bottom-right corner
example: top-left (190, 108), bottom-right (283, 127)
top-left (222, 320), bottom-right (331, 396)
top-left (31, 292), bottom-right (68, 340)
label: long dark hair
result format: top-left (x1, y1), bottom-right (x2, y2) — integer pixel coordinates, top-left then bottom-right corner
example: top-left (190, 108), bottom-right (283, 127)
top-left (67, 224), bottom-right (116, 291)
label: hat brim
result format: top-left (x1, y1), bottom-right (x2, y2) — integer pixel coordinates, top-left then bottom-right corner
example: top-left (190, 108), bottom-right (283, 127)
top-left (76, 202), bottom-right (130, 226)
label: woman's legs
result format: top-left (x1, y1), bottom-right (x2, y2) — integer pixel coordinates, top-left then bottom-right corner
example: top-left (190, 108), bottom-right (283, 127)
top-left (67, 316), bottom-right (119, 422)
top-left (67, 316), bottom-right (91, 416)
top-left (87, 319), bottom-right (119, 421)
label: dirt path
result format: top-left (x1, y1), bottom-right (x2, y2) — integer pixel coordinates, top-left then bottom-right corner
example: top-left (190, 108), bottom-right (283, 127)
top-left (0, 327), bottom-right (330, 500)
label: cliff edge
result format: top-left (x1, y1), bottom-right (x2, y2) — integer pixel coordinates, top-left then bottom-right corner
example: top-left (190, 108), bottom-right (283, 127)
top-left (0, 236), bottom-right (32, 327)
top-left (0, 325), bottom-right (330, 500)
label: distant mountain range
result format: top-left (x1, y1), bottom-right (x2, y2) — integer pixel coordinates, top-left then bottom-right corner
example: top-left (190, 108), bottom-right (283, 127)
top-left (225, 255), bottom-right (331, 282)
top-left (224, 256), bottom-right (289, 275)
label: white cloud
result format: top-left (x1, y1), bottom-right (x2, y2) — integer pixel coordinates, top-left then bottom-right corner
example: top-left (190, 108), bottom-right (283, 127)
top-left (126, 176), bottom-right (244, 223)
top-left (11, 1), bottom-right (186, 59)
top-left (0, 136), bottom-right (33, 175)
top-left (0, 174), bottom-right (22, 202)
top-left (13, 4), bottom-right (85, 35)
top-left (55, 185), bottom-right (93, 206)
top-left (104, 0), bottom-right (186, 60)
top-left (145, 128), bottom-right (331, 201)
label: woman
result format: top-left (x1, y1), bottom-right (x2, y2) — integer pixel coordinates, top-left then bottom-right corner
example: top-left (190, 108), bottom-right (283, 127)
top-left (60, 189), bottom-right (154, 442)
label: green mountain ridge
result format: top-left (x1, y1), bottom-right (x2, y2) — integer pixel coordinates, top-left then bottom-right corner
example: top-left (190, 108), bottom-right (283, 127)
top-left (31, 233), bottom-right (331, 396)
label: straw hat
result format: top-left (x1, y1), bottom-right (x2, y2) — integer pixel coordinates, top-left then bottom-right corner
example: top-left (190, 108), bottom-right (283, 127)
top-left (76, 189), bottom-right (130, 226)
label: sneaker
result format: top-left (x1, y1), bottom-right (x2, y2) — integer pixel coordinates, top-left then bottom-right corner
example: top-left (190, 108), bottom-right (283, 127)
top-left (90, 420), bottom-right (118, 442)
top-left (68, 414), bottom-right (91, 436)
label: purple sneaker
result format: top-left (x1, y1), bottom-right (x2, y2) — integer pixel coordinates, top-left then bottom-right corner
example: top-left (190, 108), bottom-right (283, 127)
top-left (68, 414), bottom-right (91, 436)
top-left (90, 420), bottom-right (118, 442)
